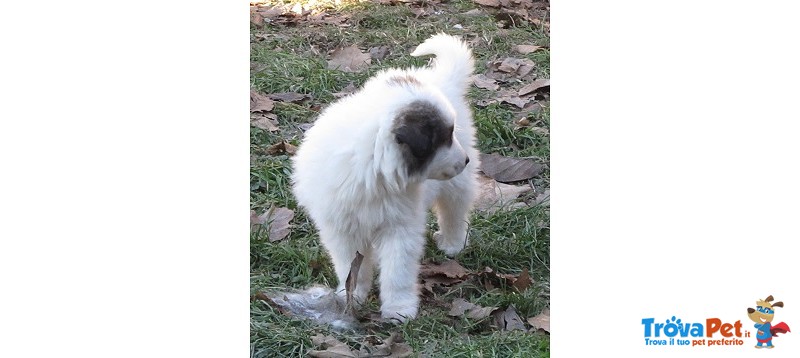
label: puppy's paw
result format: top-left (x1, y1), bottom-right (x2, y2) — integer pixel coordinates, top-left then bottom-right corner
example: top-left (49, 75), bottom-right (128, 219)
top-left (380, 304), bottom-right (418, 323)
top-left (433, 231), bottom-right (468, 257)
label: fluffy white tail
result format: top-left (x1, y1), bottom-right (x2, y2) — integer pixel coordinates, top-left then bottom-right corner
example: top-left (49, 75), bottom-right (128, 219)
top-left (411, 33), bottom-right (474, 95)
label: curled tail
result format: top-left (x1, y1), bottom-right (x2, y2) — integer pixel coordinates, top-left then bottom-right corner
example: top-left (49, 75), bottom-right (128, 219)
top-left (411, 33), bottom-right (474, 95)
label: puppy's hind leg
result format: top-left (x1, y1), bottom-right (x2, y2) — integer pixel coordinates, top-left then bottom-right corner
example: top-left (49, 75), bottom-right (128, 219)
top-left (432, 182), bottom-right (475, 257)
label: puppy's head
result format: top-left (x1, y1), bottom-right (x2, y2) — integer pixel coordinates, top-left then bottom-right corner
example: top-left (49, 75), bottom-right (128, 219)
top-left (392, 99), bottom-right (468, 181)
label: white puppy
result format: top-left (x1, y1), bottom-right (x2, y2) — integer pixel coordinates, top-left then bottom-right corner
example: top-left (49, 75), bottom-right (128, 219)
top-left (291, 34), bottom-right (479, 322)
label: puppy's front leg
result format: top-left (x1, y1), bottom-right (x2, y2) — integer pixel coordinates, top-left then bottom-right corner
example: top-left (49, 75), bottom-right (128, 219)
top-left (376, 227), bottom-right (425, 322)
top-left (320, 228), bottom-right (372, 304)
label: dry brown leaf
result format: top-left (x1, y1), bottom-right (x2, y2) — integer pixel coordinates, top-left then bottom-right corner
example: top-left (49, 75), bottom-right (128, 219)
top-left (369, 46), bottom-right (390, 60)
top-left (530, 18), bottom-right (550, 30)
top-left (517, 60), bottom-right (535, 77)
top-left (472, 74), bottom-right (499, 91)
top-left (478, 266), bottom-right (532, 291)
top-left (328, 45), bottom-right (371, 73)
top-left (251, 206), bottom-right (294, 241)
top-left (266, 141), bottom-right (297, 156)
top-left (497, 58), bottom-right (522, 73)
top-left (474, 174), bottom-right (533, 213)
top-left (255, 6), bottom-right (289, 20)
top-left (531, 188), bottom-right (549, 207)
top-left (419, 260), bottom-right (469, 279)
top-left (461, 9), bottom-right (485, 16)
top-left (514, 117), bottom-right (531, 129)
top-left (480, 153), bottom-right (544, 183)
top-left (528, 308), bottom-right (550, 333)
top-left (500, 96), bottom-right (531, 108)
top-left (268, 92), bottom-right (307, 103)
top-left (512, 267), bottom-right (532, 291)
top-left (250, 90), bottom-right (275, 112)
top-left (473, 0), bottom-right (500, 7)
top-left (448, 298), bottom-right (498, 319)
top-left (251, 113), bottom-right (279, 131)
top-left (494, 305), bottom-right (527, 331)
top-left (251, 12), bottom-right (264, 27)
top-left (344, 251), bottom-right (364, 313)
top-left (488, 58), bottom-right (535, 78)
top-left (529, 126), bottom-right (548, 136)
top-left (421, 275), bottom-right (462, 292)
top-left (309, 334), bottom-right (357, 357)
top-left (519, 79), bottom-right (550, 96)
top-left (515, 44), bottom-right (542, 54)
top-left (362, 332), bottom-right (413, 358)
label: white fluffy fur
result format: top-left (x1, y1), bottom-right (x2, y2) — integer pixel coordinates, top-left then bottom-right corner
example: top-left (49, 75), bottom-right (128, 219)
top-left (291, 34), bottom-right (480, 322)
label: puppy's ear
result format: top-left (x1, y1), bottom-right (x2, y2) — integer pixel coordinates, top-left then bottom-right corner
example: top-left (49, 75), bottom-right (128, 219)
top-left (394, 122), bottom-right (433, 160)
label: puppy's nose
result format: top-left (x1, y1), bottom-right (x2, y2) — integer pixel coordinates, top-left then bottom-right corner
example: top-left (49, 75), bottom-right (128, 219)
top-left (465, 157), bottom-right (470, 165)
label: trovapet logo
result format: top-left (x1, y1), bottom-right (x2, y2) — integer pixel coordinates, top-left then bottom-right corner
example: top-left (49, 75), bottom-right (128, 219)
top-left (641, 316), bottom-right (746, 347)
top-left (641, 294), bottom-right (792, 349)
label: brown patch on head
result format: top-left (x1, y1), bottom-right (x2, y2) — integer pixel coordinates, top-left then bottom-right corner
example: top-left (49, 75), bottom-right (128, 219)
top-left (387, 75), bottom-right (422, 88)
top-left (391, 100), bottom-right (454, 176)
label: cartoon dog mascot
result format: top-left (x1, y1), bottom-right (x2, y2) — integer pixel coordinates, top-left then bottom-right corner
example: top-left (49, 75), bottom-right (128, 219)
top-left (747, 295), bottom-right (791, 348)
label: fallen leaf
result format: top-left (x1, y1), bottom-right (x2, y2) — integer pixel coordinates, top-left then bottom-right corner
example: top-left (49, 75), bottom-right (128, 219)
top-left (328, 45), bottom-right (371, 73)
top-left (530, 188), bottom-right (549, 207)
top-left (528, 308), bottom-right (550, 333)
top-left (472, 74), bottom-right (499, 91)
top-left (512, 267), bottom-right (532, 291)
top-left (519, 102), bottom-right (543, 117)
top-left (421, 275), bottom-right (462, 293)
top-left (309, 334), bottom-right (357, 358)
top-left (500, 96), bottom-right (531, 108)
top-left (514, 117), bottom-right (531, 129)
top-left (478, 266), bottom-right (533, 291)
top-left (266, 141), bottom-right (297, 156)
top-left (409, 6), bottom-right (430, 18)
top-left (461, 9), bottom-right (484, 16)
top-left (528, 126), bottom-right (548, 135)
top-left (515, 44), bottom-right (542, 54)
top-left (480, 153), bottom-right (544, 182)
top-left (530, 17), bottom-right (550, 30)
top-left (344, 251), bottom-right (364, 313)
top-left (362, 332), bottom-right (413, 358)
top-left (473, 174), bottom-right (533, 213)
top-left (369, 46), bottom-right (390, 60)
top-left (255, 6), bottom-right (289, 20)
top-left (268, 92), bottom-right (307, 103)
top-left (251, 206), bottom-right (294, 242)
top-left (250, 113), bottom-right (279, 131)
top-left (448, 298), bottom-right (498, 319)
top-left (487, 58), bottom-right (536, 79)
top-left (473, 0), bottom-right (500, 7)
top-left (497, 58), bottom-right (522, 73)
top-left (419, 260), bottom-right (469, 279)
top-left (494, 305), bottom-right (527, 331)
top-left (517, 60), bottom-right (535, 77)
top-left (250, 90), bottom-right (274, 112)
top-left (518, 79), bottom-right (550, 96)
top-left (251, 12), bottom-right (264, 27)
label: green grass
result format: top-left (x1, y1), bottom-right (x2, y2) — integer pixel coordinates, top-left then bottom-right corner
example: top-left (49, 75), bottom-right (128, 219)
top-left (251, 0), bottom-right (550, 356)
